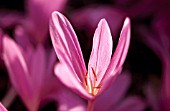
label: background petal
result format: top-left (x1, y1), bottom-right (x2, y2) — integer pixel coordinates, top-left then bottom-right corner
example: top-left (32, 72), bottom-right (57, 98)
top-left (2, 36), bottom-right (33, 107)
top-left (94, 72), bottom-right (131, 111)
top-left (113, 96), bottom-right (146, 111)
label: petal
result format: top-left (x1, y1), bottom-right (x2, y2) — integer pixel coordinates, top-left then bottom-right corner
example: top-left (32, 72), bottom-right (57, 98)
top-left (14, 26), bottom-right (32, 49)
top-left (29, 45), bottom-right (46, 93)
top-left (100, 17), bottom-right (131, 92)
top-left (0, 103), bottom-right (7, 111)
top-left (25, 0), bottom-right (67, 43)
top-left (46, 49), bottom-right (57, 75)
top-left (54, 63), bottom-right (93, 100)
top-left (50, 11), bottom-right (86, 82)
top-left (88, 19), bottom-right (113, 85)
top-left (2, 36), bottom-right (32, 104)
top-left (94, 72), bottom-right (131, 111)
top-left (56, 89), bottom-right (86, 111)
top-left (0, 11), bottom-right (23, 28)
top-left (113, 96), bottom-right (146, 111)
top-left (110, 17), bottom-right (131, 71)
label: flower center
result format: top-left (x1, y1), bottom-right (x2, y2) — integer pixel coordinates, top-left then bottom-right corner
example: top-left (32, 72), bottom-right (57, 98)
top-left (84, 67), bottom-right (101, 96)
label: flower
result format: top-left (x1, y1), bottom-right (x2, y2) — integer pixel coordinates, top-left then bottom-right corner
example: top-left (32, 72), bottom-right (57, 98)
top-left (50, 11), bottom-right (130, 100)
top-left (2, 36), bottom-right (58, 111)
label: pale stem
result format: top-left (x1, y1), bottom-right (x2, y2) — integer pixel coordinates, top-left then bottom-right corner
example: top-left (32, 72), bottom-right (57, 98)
top-left (2, 86), bottom-right (17, 108)
top-left (87, 99), bottom-right (95, 111)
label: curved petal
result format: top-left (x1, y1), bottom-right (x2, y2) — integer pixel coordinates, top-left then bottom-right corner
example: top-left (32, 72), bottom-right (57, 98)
top-left (54, 63), bottom-right (93, 100)
top-left (50, 11), bottom-right (86, 82)
top-left (88, 19), bottom-right (113, 85)
top-left (94, 72), bottom-right (131, 111)
top-left (2, 36), bottom-right (32, 104)
top-left (100, 17), bottom-right (131, 93)
top-left (0, 103), bottom-right (7, 111)
top-left (109, 17), bottom-right (131, 71)
top-left (113, 96), bottom-right (146, 111)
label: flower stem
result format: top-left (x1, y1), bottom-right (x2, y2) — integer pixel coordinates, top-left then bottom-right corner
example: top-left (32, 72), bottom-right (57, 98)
top-left (87, 100), bottom-right (95, 111)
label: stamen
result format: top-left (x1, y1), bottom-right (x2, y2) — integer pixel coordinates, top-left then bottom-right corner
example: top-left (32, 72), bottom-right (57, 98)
top-left (91, 67), bottom-right (97, 81)
top-left (84, 72), bottom-right (88, 86)
top-left (84, 68), bottom-right (102, 96)
top-left (94, 83), bottom-right (102, 89)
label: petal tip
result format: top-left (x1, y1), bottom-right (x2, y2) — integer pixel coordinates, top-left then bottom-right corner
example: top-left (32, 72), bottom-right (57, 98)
top-left (124, 17), bottom-right (131, 28)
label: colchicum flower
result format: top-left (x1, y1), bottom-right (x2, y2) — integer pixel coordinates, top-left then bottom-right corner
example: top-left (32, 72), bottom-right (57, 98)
top-left (2, 36), bottom-right (58, 111)
top-left (50, 11), bottom-right (130, 110)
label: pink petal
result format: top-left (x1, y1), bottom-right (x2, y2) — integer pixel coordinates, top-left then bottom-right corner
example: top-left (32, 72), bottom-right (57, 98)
top-left (0, 11), bottom-right (23, 28)
top-left (94, 72), bottom-right (131, 111)
top-left (110, 17), bottom-right (131, 71)
top-left (46, 49), bottom-right (57, 75)
top-left (0, 103), bottom-right (7, 111)
top-left (88, 19), bottom-right (113, 85)
top-left (54, 63), bottom-right (93, 100)
top-left (25, 0), bottom-right (67, 43)
top-left (113, 96), bottom-right (146, 111)
top-left (2, 36), bottom-right (32, 105)
top-left (29, 45), bottom-right (46, 93)
top-left (56, 89), bottom-right (86, 111)
top-left (100, 17), bottom-right (131, 92)
top-left (50, 11), bottom-right (86, 82)
top-left (14, 26), bottom-right (32, 49)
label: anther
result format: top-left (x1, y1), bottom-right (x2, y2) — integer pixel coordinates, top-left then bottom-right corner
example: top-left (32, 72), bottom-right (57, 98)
top-left (91, 67), bottom-right (97, 81)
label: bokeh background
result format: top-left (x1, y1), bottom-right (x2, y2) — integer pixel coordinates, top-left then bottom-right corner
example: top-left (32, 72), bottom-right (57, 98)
top-left (0, 0), bottom-right (169, 110)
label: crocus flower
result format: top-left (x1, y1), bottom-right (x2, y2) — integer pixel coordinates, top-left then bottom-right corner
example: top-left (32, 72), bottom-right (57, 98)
top-left (94, 71), bottom-right (146, 111)
top-left (0, 103), bottom-right (7, 111)
top-left (70, 6), bottom-right (127, 37)
top-left (50, 11), bottom-right (130, 110)
top-left (2, 36), bottom-right (58, 111)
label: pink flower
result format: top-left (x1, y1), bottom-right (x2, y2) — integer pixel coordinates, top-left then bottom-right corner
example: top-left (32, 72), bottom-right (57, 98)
top-left (50, 11), bottom-right (130, 100)
top-left (2, 36), bottom-right (58, 111)
top-left (0, 103), bottom-right (7, 111)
